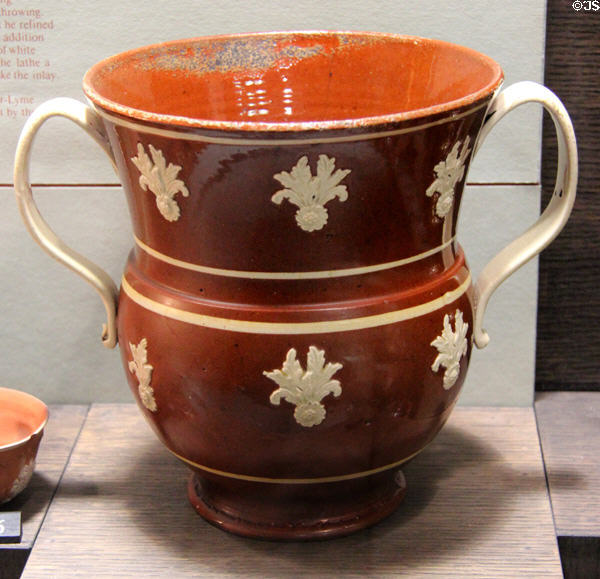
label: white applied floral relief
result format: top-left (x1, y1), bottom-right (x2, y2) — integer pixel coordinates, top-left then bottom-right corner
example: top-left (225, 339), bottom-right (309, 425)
top-left (431, 309), bottom-right (469, 390)
top-left (131, 143), bottom-right (190, 222)
top-left (128, 338), bottom-right (157, 412)
top-left (426, 137), bottom-right (471, 219)
top-left (272, 155), bottom-right (351, 232)
top-left (264, 346), bottom-right (343, 427)
top-left (6, 459), bottom-right (35, 502)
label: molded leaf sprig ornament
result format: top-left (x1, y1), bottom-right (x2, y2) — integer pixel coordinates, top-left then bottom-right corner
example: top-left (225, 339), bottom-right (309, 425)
top-left (272, 155), bottom-right (351, 232)
top-left (431, 310), bottom-right (469, 390)
top-left (128, 338), bottom-right (157, 412)
top-left (264, 346), bottom-right (343, 427)
top-left (131, 143), bottom-right (190, 222)
top-left (8, 459), bottom-right (35, 501)
top-left (426, 137), bottom-right (471, 219)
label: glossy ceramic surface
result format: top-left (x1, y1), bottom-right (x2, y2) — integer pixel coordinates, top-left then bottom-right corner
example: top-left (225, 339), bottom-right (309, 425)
top-left (14, 31), bottom-right (577, 539)
top-left (0, 387), bottom-right (48, 503)
top-left (83, 32), bottom-right (502, 130)
top-left (94, 33), bottom-right (490, 538)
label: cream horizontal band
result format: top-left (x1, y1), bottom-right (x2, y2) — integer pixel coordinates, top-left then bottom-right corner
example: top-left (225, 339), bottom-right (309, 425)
top-left (170, 446), bottom-right (424, 484)
top-left (121, 273), bottom-right (471, 334)
top-left (94, 101), bottom-right (488, 146)
top-left (134, 235), bottom-right (456, 280)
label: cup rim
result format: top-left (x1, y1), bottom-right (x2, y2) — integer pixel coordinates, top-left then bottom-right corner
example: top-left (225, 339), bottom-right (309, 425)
top-left (83, 30), bottom-right (504, 133)
top-left (0, 387), bottom-right (49, 451)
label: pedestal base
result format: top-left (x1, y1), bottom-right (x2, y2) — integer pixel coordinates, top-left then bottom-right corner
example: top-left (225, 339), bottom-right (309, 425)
top-left (188, 468), bottom-right (407, 540)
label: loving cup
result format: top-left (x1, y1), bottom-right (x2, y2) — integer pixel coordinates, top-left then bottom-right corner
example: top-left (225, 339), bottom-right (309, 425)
top-left (14, 32), bottom-right (577, 539)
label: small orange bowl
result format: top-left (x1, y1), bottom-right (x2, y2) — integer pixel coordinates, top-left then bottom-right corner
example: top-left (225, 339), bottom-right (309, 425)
top-left (0, 387), bottom-right (48, 503)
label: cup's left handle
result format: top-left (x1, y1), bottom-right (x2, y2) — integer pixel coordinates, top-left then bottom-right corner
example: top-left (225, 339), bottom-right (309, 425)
top-left (14, 97), bottom-right (119, 348)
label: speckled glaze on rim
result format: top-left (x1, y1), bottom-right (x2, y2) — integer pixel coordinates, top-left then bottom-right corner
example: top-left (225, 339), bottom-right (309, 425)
top-left (82, 31), bottom-right (504, 133)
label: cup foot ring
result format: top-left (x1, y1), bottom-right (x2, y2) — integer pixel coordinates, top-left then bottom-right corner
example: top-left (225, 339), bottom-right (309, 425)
top-left (187, 468), bottom-right (407, 541)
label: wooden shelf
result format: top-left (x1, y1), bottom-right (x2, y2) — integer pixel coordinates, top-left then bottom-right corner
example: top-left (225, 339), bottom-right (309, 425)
top-left (19, 404), bottom-right (562, 578)
top-left (535, 391), bottom-right (600, 578)
top-left (535, 392), bottom-right (600, 537)
top-left (0, 405), bottom-right (88, 579)
top-left (14, 397), bottom-right (598, 577)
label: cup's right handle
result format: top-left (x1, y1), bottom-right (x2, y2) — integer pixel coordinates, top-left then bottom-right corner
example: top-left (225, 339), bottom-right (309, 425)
top-left (472, 81), bottom-right (577, 349)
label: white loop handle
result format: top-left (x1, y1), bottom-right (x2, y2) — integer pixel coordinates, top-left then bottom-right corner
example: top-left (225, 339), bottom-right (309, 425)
top-left (14, 97), bottom-right (119, 348)
top-left (472, 81), bottom-right (578, 348)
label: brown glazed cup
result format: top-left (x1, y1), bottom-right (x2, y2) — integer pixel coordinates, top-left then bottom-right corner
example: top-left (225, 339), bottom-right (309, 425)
top-left (0, 387), bottom-right (48, 503)
top-left (14, 32), bottom-right (577, 539)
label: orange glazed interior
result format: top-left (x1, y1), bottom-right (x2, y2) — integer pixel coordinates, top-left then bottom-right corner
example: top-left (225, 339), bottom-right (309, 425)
top-left (0, 387), bottom-right (48, 448)
top-left (83, 31), bottom-right (503, 130)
